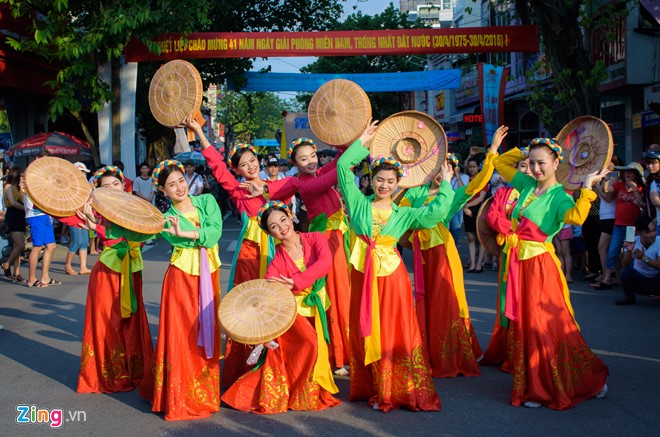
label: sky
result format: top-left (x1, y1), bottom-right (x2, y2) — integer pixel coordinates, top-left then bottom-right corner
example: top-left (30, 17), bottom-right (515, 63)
top-left (250, 0), bottom-right (396, 92)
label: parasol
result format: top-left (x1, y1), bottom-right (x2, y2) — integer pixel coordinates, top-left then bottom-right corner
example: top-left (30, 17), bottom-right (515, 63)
top-left (8, 132), bottom-right (93, 161)
top-left (24, 157), bottom-right (92, 217)
top-left (371, 110), bottom-right (447, 188)
top-left (308, 79), bottom-right (372, 146)
top-left (218, 279), bottom-right (297, 345)
top-left (476, 196), bottom-right (502, 257)
top-left (91, 187), bottom-right (164, 234)
top-left (555, 116), bottom-right (613, 191)
top-left (173, 151), bottom-right (207, 166)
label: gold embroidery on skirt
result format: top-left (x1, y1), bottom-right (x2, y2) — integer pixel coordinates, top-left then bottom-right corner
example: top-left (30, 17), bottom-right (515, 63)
top-left (259, 366), bottom-right (289, 412)
top-left (101, 348), bottom-right (130, 384)
top-left (372, 346), bottom-right (435, 399)
top-left (289, 372), bottom-right (322, 410)
top-left (80, 342), bottom-right (94, 368)
top-left (550, 342), bottom-right (596, 394)
top-left (153, 359), bottom-right (172, 393)
top-left (186, 366), bottom-right (220, 408)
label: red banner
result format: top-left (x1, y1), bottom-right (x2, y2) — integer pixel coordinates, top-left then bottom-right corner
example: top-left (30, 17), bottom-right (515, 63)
top-left (125, 26), bottom-right (539, 62)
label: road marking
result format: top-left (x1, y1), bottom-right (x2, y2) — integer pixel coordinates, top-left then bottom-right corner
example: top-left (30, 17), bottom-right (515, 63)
top-left (225, 240), bottom-right (237, 252)
top-left (592, 349), bottom-right (660, 364)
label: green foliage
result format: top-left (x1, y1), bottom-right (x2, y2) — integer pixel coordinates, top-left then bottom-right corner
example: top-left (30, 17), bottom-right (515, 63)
top-left (218, 90), bottom-right (292, 144)
top-left (298, 4), bottom-right (427, 119)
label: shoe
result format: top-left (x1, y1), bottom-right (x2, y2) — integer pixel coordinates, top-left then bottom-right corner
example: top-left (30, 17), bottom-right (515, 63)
top-left (483, 263), bottom-right (493, 269)
top-left (2, 264), bottom-right (11, 278)
top-left (333, 367), bottom-right (349, 376)
top-left (615, 297), bottom-right (635, 305)
top-left (372, 402), bottom-right (379, 410)
top-left (523, 401), bottom-right (542, 408)
top-left (473, 268), bottom-right (483, 273)
top-left (26, 280), bottom-right (48, 288)
top-left (595, 384), bottom-right (608, 399)
top-left (466, 268), bottom-right (476, 273)
top-left (591, 282), bottom-right (612, 290)
top-left (43, 278), bottom-right (62, 286)
top-left (491, 264), bottom-right (498, 271)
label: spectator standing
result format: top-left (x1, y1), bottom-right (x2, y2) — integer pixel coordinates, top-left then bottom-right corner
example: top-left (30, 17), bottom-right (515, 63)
top-left (133, 162), bottom-right (156, 204)
top-left (23, 153), bottom-right (60, 288)
top-left (62, 162), bottom-right (92, 275)
top-left (462, 156), bottom-right (488, 272)
top-left (183, 161), bottom-right (203, 196)
top-left (592, 162), bottom-right (644, 290)
top-left (643, 150), bottom-right (660, 219)
top-left (2, 166), bottom-right (26, 282)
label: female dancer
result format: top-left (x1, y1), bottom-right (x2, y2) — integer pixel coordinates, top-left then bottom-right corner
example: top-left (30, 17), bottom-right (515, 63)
top-left (400, 125), bottom-right (508, 378)
top-left (107, 160), bottom-right (224, 420)
top-left (493, 139), bottom-right (609, 410)
top-left (2, 167), bottom-right (25, 283)
top-left (185, 116), bottom-right (297, 387)
top-left (74, 165), bottom-right (154, 394)
top-left (338, 121), bottom-right (453, 412)
top-left (222, 201), bottom-right (341, 413)
top-left (480, 148), bottom-right (532, 370)
top-left (286, 138), bottom-right (351, 373)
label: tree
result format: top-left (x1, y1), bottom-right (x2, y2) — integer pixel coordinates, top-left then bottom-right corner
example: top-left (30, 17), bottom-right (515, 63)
top-left (471, 0), bottom-right (635, 131)
top-left (2, 0), bottom-right (343, 164)
top-left (299, 5), bottom-right (427, 119)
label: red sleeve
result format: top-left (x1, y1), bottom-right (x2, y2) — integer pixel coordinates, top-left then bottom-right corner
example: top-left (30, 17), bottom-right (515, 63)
top-left (267, 176), bottom-right (300, 203)
top-left (202, 147), bottom-right (239, 193)
top-left (57, 215), bottom-right (84, 227)
top-left (123, 178), bottom-right (133, 193)
top-left (486, 187), bottom-right (513, 234)
top-left (95, 222), bottom-right (108, 240)
top-left (301, 166), bottom-right (339, 198)
top-left (291, 232), bottom-right (332, 292)
top-left (265, 247), bottom-right (286, 280)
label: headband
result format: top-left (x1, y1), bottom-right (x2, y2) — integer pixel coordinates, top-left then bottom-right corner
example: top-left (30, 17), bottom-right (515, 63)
top-left (287, 137), bottom-right (316, 161)
top-left (370, 156), bottom-right (404, 178)
top-left (257, 200), bottom-right (291, 231)
top-left (229, 143), bottom-right (257, 163)
top-left (519, 146), bottom-right (530, 159)
top-left (93, 165), bottom-right (124, 187)
top-left (528, 138), bottom-right (563, 162)
top-left (446, 153), bottom-right (459, 167)
top-left (152, 159), bottom-right (185, 187)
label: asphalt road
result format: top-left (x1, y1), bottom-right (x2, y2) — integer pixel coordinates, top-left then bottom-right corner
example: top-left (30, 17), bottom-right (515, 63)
top-left (1, 216), bottom-right (659, 436)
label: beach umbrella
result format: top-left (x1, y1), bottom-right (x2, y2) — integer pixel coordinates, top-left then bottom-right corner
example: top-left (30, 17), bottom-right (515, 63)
top-left (8, 132), bottom-right (92, 161)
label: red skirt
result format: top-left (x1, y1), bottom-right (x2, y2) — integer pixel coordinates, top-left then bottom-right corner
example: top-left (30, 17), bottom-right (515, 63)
top-left (324, 229), bottom-right (351, 368)
top-left (417, 244), bottom-right (481, 378)
top-left (139, 265), bottom-right (221, 421)
top-left (349, 263), bottom-right (441, 412)
top-left (221, 316), bottom-right (341, 414)
top-left (510, 252), bottom-right (608, 410)
top-left (77, 262), bottom-right (154, 393)
top-left (222, 239), bottom-right (261, 388)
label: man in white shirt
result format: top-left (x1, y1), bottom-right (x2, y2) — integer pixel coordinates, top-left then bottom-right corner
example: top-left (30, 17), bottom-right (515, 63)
top-left (617, 215), bottom-right (660, 305)
top-left (184, 162), bottom-right (203, 196)
top-left (133, 162), bottom-right (156, 204)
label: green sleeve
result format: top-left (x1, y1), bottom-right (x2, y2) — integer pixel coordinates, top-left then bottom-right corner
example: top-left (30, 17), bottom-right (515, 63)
top-left (411, 180), bottom-right (455, 229)
top-left (402, 184), bottom-right (430, 208)
top-left (197, 194), bottom-right (223, 248)
top-left (105, 223), bottom-right (157, 243)
top-left (337, 139), bottom-right (370, 234)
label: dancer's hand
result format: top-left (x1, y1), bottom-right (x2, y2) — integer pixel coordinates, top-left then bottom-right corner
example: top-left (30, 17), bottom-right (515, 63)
top-left (239, 181), bottom-right (264, 199)
top-left (489, 125), bottom-right (508, 154)
top-left (268, 275), bottom-right (295, 290)
top-left (584, 168), bottom-right (610, 189)
top-left (439, 161), bottom-right (453, 183)
top-left (358, 118), bottom-right (379, 147)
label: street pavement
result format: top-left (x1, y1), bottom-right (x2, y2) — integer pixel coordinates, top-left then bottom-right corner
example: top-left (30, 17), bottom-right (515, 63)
top-left (1, 215), bottom-right (659, 436)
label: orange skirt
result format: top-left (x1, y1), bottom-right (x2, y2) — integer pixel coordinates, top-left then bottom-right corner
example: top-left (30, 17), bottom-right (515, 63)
top-left (417, 244), bottom-right (481, 378)
top-left (324, 229), bottom-right (351, 368)
top-left (140, 265), bottom-right (221, 421)
top-left (77, 262), bottom-right (154, 393)
top-left (510, 253), bottom-right (608, 410)
top-left (222, 239), bottom-right (261, 388)
top-left (349, 263), bottom-right (441, 412)
top-left (221, 316), bottom-right (341, 414)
